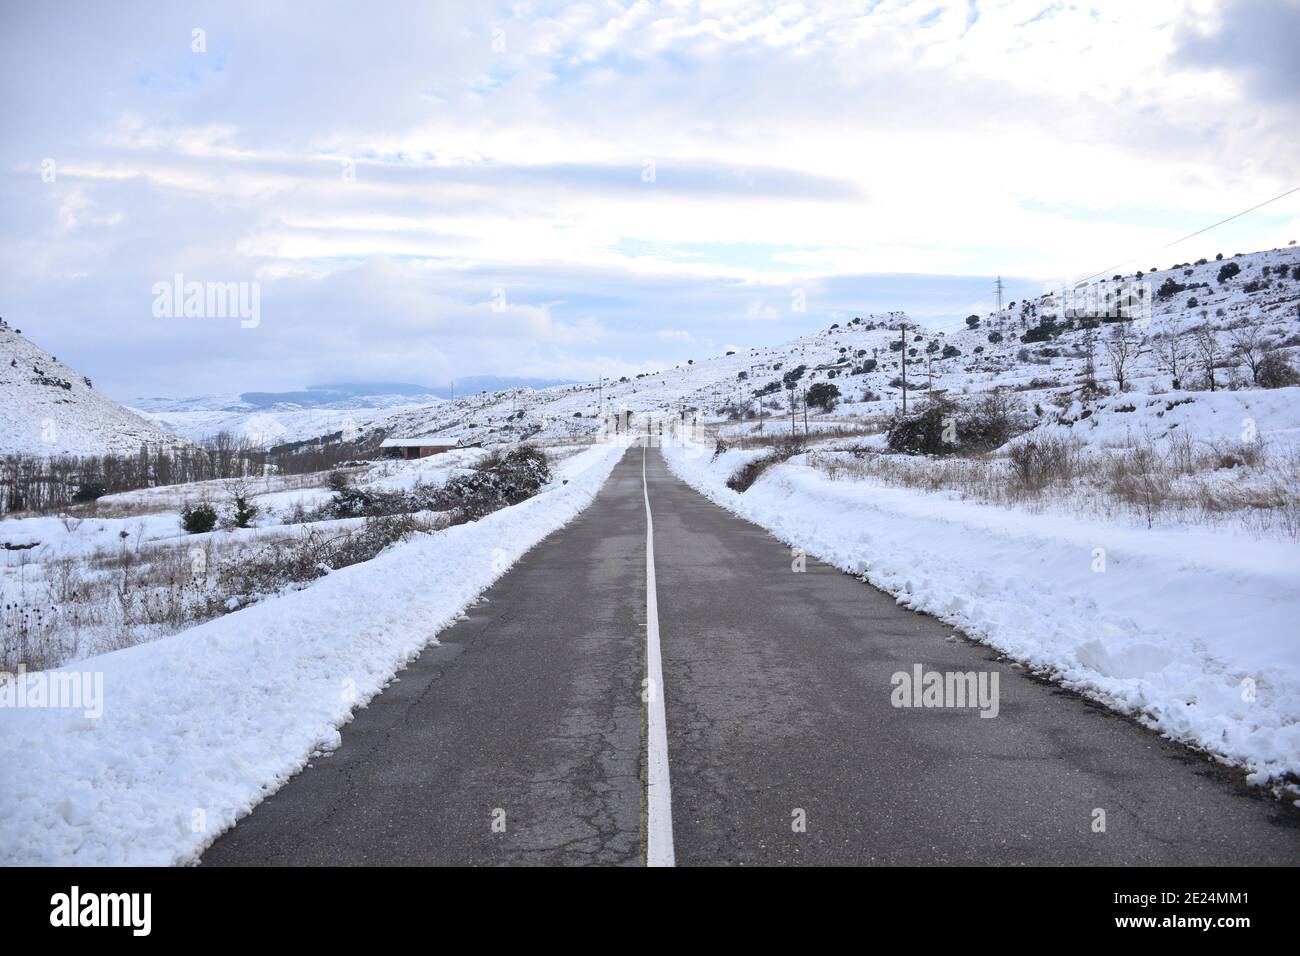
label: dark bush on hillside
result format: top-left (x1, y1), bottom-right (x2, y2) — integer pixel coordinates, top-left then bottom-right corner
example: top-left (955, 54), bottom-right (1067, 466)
top-left (231, 495), bottom-right (258, 529)
top-left (886, 399), bottom-right (958, 455)
top-left (987, 331), bottom-right (1003, 344)
top-left (942, 344), bottom-right (961, 359)
top-left (181, 503), bottom-right (218, 534)
top-left (1020, 322), bottom-right (1057, 344)
top-left (886, 393), bottom-right (1028, 456)
top-left (806, 381), bottom-right (841, 412)
top-left (1157, 277), bottom-right (1188, 299)
top-left (318, 445), bottom-right (551, 524)
top-left (72, 481), bottom-right (107, 503)
top-left (437, 445), bottom-right (551, 522)
top-left (1217, 262), bottom-right (1241, 283)
top-left (323, 484), bottom-right (414, 519)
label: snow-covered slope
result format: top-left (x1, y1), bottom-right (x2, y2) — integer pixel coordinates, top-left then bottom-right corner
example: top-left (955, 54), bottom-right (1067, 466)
top-left (301, 246), bottom-right (1300, 450)
top-left (134, 403), bottom-right (429, 447)
top-left (0, 320), bottom-right (195, 457)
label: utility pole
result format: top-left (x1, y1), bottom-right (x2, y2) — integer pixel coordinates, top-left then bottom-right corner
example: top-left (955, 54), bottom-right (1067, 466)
top-left (788, 386), bottom-right (797, 437)
top-left (1083, 328), bottom-right (1097, 390)
top-left (995, 275), bottom-right (1004, 316)
top-left (758, 395), bottom-right (764, 434)
top-left (899, 321), bottom-right (909, 415)
top-left (450, 379), bottom-right (455, 401)
top-left (597, 375), bottom-right (602, 413)
top-left (802, 390), bottom-right (808, 439)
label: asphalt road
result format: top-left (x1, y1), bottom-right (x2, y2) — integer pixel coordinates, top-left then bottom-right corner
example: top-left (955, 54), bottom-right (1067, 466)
top-left (204, 441), bottom-right (1298, 866)
top-left (204, 445), bottom-right (648, 866)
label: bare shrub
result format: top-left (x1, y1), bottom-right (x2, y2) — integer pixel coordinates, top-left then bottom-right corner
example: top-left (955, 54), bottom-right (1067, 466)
top-left (217, 512), bottom-right (443, 601)
top-left (1103, 442), bottom-right (1172, 527)
top-left (1006, 436), bottom-right (1080, 491)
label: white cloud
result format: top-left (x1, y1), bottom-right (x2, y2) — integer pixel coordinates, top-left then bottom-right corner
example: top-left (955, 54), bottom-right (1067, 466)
top-left (1, 0), bottom-right (1296, 395)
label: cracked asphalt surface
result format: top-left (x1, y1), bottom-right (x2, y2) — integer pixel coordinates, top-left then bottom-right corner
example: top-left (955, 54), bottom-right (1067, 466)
top-left (204, 442), bottom-right (1298, 866)
top-left (203, 446), bottom-right (647, 866)
top-left (645, 446), bottom-right (1296, 865)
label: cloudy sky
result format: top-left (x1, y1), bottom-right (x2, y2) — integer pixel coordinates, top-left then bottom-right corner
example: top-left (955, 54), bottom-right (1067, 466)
top-left (2, 0), bottom-right (1297, 399)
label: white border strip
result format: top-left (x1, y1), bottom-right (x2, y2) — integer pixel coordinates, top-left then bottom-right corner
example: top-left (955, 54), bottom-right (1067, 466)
top-left (643, 443), bottom-right (676, 867)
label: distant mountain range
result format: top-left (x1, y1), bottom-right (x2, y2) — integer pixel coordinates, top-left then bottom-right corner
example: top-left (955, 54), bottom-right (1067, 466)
top-left (123, 376), bottom-right (580, 445)
top-left (131, 377), bottom-right (577, 414)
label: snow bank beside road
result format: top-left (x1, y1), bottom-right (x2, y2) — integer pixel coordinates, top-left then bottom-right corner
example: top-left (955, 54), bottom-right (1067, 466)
top-left (0, 441), bottom-right (625, 866)
top-left (663, 437), bottom-right (1300, 787)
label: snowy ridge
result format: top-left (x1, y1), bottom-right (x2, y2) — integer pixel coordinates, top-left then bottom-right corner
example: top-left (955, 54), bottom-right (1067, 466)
top-left (261, 245), bottom-right (1300, 452)
top-left (0, 322), bottom-right (195, 457)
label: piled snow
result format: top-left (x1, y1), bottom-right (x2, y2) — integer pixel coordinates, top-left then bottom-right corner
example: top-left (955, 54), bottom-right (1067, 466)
top-left (0, 440), bottom-right (625, 865)
top-left (0, 323), bottom-right (196, 457)
top-left (662, 434), bottom-right (1300, 786)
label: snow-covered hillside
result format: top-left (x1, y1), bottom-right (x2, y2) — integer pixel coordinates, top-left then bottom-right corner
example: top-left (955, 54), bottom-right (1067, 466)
top-left (305, 246), bottom-right (1300, 451)
top-left (134, 402), bottom-right (430, 447)
top-left (0, 320), bottom-right (196, 457)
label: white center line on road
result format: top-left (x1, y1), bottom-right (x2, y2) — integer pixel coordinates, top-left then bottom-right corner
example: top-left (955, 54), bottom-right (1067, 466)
top-left (642, 442), bottom-right (676, 867)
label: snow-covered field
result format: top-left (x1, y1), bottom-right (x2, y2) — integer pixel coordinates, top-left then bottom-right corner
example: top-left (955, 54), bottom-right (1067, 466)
top-left (0, 448), bottom-right (490, 668)
top-left (0, 440), bottom-right (625, 865)
top-left (662, 431), bottom-right (1300, 790)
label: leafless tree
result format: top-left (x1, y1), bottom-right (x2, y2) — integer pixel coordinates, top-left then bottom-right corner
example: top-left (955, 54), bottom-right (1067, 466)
top-left (1230, 322), bottom-right (1265, 385)
top-left (1104, 323), bottom-right (1141, 392)
top-left (1153, 320), bottom-right (1191, 390)
top-left (207, 431), bottom-right (238, 479)
top-left (1192, 322), bottom-right (1222, 391)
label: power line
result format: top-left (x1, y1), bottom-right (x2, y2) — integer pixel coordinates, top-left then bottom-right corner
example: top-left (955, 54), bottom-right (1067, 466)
top-left (921, 183), bottom-right (1300, 335)
top-left (1073, 183), bottom-right (1300, 286)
